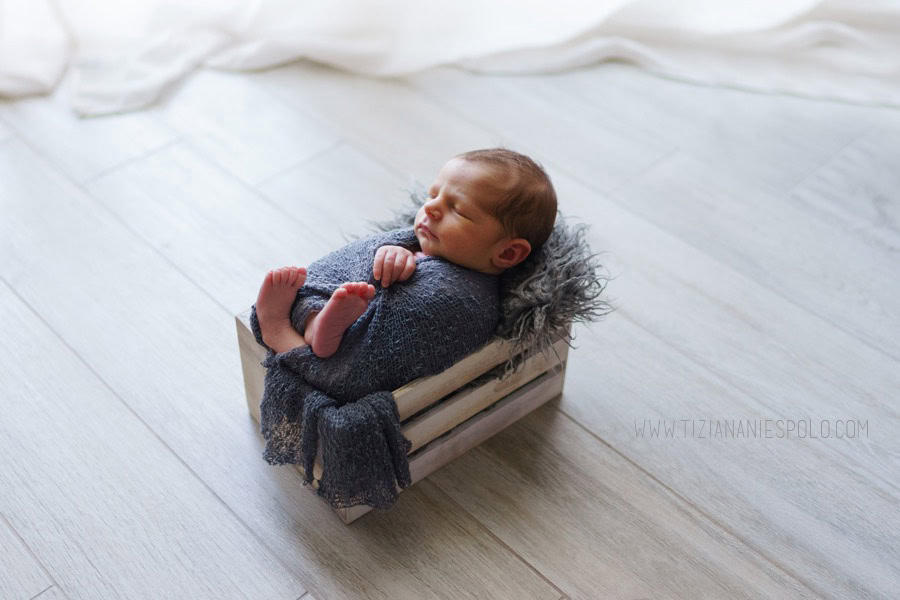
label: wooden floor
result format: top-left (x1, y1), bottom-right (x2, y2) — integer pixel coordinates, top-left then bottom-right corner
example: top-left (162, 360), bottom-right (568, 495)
top-left (1, 59), bottom-right (898, 600)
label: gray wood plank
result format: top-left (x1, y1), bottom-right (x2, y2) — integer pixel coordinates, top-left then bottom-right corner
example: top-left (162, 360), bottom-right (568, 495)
top-left (257, 141), bottom-right (413, 244)
top-left (2, 133), bottom-right (560, 600)
top-left (150, 69), bottom-right (341, 186)
top-left (539, 62), bottom-right (877, 195)
top-left (0, 516), bottom-right (53, 600)
top-left (404, 65), bottom-right (678, 192)
top-left (790, 116), bottom-right (900, 253)
top-left (85, 140), bottom-right (339, 316)
top-left (0, 280), bottom-right (306, 599)
top-left (428, 403), bottom-right (819, 600)
top-left (607, 150), bottom-right (900, 360)
top-left (254, 61), bottom-right (501, 183)
top-left (0, 79), bottom-right (179, 184)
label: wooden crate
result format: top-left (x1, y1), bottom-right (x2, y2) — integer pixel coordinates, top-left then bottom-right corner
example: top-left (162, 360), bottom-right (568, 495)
top-left (235, 308), bottom-right (569, 523)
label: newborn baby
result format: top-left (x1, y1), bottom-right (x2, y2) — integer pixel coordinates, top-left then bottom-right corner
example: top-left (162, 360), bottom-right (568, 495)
top-left (249, 147), bottom-right (557, 508)
top-left (255, 147), bottom-right (558, 358)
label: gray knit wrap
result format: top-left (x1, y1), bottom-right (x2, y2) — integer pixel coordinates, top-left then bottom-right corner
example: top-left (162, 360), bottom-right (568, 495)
top-left (250, 226), bottom-right (501, 510)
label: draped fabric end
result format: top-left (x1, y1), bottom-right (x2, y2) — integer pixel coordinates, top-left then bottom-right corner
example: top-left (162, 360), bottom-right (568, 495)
top-left (255, 342), bottom-right (414, 509)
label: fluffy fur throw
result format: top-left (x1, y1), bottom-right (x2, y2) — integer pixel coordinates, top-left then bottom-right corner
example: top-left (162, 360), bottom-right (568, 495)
top-left (250, 227), bottom-right (502, 509)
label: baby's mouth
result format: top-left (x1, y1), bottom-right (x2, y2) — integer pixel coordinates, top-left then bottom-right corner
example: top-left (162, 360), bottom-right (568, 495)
top-left (419, 224), bottom-right (437, 240)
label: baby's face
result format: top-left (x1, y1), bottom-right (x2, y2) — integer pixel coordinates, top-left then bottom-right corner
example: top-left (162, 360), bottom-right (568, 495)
top-left (414, 158), bottom-right (508, 274)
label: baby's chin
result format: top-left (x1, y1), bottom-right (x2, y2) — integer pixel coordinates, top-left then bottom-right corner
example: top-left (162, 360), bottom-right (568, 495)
top-left (414, 231), bottom-right (436, 256)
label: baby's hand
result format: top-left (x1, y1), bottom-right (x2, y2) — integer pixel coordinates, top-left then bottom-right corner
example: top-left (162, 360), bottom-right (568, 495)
top-left (373, 245), bottom-right (416, 287)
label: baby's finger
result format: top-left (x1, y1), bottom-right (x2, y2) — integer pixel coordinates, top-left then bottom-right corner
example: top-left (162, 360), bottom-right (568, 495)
top-left (373, 248), bottom-right (386, 279)
top-left (381, 250), bottom-right (397, 286)
top-left (398, 255), bottom-right (416, 281)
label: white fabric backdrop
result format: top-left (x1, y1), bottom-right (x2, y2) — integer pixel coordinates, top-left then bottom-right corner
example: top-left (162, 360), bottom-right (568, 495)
top-left (1, 0), bottom-right (898, 116)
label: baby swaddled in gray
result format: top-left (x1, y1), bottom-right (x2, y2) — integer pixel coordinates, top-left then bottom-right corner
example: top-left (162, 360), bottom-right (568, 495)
top-left (250, 226), bottom-right (500, 510)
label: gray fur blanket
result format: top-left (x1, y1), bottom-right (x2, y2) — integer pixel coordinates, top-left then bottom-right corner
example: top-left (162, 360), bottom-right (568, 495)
top-left (250, 227), bottom-right (502, 509)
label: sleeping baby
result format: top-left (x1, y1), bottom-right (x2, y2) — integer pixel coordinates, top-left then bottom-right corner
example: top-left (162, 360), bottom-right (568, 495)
top-left (248, 146), bottom-right (557, 507)
top-left (254, 147), bottom-right (558, 359)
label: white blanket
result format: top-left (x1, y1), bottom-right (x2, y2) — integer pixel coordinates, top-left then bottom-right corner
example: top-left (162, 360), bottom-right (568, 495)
top-left (2, 0), bottom-right (898, 115)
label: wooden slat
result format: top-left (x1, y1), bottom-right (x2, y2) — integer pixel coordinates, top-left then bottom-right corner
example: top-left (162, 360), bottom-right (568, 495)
top-left (337, 363), bottom-right (568, 524)
top-left (402, 338), bottom-right (570, 453)
top-left (238, 307), bottom-right (570, 423)
top-left (392, 338), bottom-right (522, 419)
top-left (236, 310), bottom-right (269, 424)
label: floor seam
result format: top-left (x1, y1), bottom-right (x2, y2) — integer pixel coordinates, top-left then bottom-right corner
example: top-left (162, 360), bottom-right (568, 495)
top-left (426, 479), bottom-right (570, 600)
top-left (0, 509), bottom-right (61, 597)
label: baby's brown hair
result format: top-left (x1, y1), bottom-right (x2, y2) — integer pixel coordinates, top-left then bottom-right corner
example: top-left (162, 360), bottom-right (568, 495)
top-left (455, 147), bottom-right (558, 253)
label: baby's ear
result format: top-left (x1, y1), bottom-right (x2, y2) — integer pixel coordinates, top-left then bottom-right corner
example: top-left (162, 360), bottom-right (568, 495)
top-left (496, 239), bottom-right (531, 269)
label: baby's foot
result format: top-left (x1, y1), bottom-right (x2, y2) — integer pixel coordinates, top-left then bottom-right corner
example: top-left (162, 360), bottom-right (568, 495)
top-left (256, 266), bottom-right (307, 353)
top-left (306, 282), bottom-right (375, 358)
